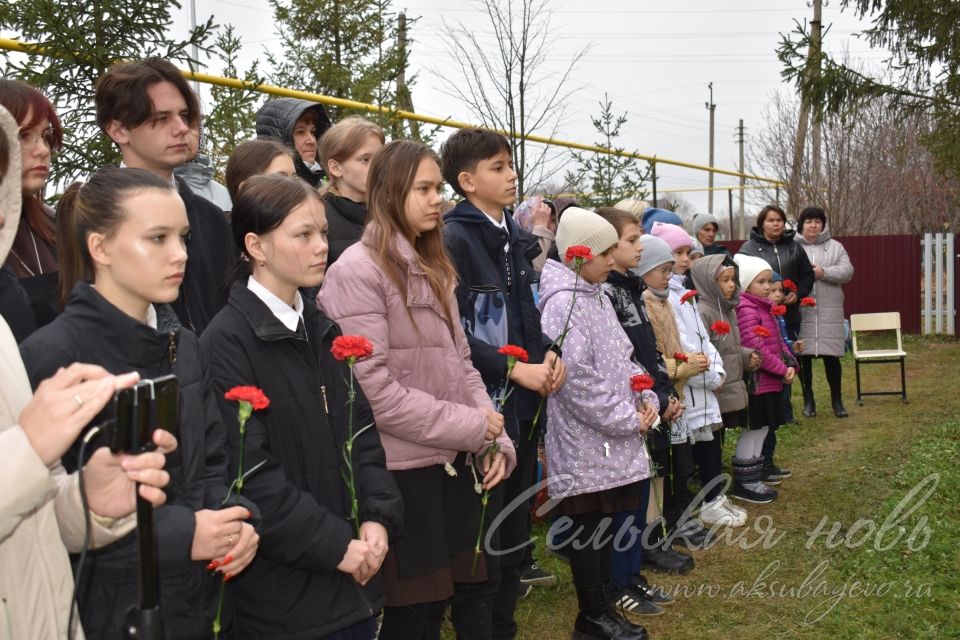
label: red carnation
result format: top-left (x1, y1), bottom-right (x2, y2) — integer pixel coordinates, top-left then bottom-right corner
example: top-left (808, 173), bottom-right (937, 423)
top-left (630, 374), bottom-right (655, 392)
top-left (331, 335), bottom-right (374, 362)
top-left (680, 290), bottom-right (699, 305)
top-left (800, 297), bottom-right (817, 307)
top-left (710, 320), bottom-right (731, 335)
top-left (782, 279), bottom-right (797, 292)
top-left (771, 304), bottom-right (787, 316)
top-left (673, 352), bottom-right (689, 363)
top-left (224, 385), bottom-right (270, 411)
top-left (753, 326), bottom-right (771, 338)
top-left (498, 344), bottom-right (529, 363)
top-left (564, 245), bottom-right (594, 263)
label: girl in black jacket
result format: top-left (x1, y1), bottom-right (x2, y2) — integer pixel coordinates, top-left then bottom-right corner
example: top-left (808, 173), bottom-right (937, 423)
top-left (19, 166), bottom-right (259, 638)
top-left (200, 175), bottom-right (402, 640)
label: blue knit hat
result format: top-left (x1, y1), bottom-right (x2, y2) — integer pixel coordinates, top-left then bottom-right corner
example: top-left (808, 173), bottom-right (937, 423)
top-left (641, 208), bottom-right (684, 234)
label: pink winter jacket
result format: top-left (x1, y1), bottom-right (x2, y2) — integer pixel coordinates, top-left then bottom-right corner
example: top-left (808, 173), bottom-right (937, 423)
top-left (318, 229), bottom-right (516, 474)
top-left (736, 291), bottom-right (792, 395)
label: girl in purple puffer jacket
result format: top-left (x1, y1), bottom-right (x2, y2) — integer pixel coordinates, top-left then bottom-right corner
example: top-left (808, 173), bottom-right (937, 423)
top-left (732, 255), bottom-right (796, 504)
top-left (540, 207), bottom-right (657, 640)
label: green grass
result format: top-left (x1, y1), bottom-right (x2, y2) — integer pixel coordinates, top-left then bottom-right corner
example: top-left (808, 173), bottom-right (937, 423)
top-left (441, 335), bottom-right (959, 639)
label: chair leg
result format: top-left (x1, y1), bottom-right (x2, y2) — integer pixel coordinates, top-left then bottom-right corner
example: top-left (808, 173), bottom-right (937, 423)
top-left (900, 357), bottom-right (907, 403)
top-left (855, 359), bottom-right (863, 406)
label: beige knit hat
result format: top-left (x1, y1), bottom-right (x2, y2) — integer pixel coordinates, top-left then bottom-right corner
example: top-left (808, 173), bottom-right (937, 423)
top-left (554, 207), bottom-right (619, 263)
top-left (0, 105), bottom-right (23, 264)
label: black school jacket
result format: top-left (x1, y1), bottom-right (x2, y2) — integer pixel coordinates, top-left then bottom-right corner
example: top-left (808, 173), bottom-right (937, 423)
top-left (443, 201), bottom-right (553, 437)
top-left (200, 281), bottom-right (402, 639)
top-left (603, 269), bottom-right (677, 452)
top-left (172, 177), bottom-right (234, 335)
top-left (18, 282), bottom-right (235, 639)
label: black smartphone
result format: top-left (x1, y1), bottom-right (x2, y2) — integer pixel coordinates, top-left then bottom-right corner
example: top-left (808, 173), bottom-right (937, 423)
top-left (109, 375), bottom-right (179, 454)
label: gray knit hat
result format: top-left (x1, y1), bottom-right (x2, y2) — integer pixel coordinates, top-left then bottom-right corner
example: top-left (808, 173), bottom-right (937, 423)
top-left (555, 207), bottom-right (619, 262)
top-left (636, 235), bottom-right (674, 276)
top-left (692, 212), bottom-right (720, 233)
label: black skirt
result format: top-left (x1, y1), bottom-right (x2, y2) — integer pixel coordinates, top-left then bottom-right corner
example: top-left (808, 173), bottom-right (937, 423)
top-left (748, 392), bottom-right (785, 430)
top-left (381, 453), bottom-right (490, 607)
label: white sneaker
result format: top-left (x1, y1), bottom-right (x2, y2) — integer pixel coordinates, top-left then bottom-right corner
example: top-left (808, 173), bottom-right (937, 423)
top-left (698, 497), bottom-right (740, 527)
top-left (719, 495), bottom-right (747, 519)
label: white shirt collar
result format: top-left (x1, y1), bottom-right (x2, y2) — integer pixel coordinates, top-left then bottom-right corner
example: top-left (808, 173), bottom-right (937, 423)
top-left (481, 209), bottom-right (510, 251)
top-left (145, 304), bottom-right (158, 329)
top-left (247, 276), bottom-right (304, 332)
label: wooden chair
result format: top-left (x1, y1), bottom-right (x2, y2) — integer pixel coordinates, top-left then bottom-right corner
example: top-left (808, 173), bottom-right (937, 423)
top-left (850, 312), bottom-right (908, 405)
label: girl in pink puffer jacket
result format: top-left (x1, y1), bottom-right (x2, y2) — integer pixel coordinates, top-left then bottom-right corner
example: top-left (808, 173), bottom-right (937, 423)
top-left (731, 254), bottom-right (796, 504)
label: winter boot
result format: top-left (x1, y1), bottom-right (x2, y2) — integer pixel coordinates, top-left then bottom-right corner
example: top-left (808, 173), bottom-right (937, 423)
top-left (800, 356), bottom-right (816, 417)
top-left (802, 385), bottom-right (817, 418)
top-left (573, 585), bottom-right (648, 640)
top-left (731, 457), bottom-right (778, 504)
top-left (827, 370), bottom-right (848, 417)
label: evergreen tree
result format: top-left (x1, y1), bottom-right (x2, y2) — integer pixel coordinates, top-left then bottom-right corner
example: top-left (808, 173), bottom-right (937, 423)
top-left (564, 95), bottom-right (653, 209)
top-left (267, 0), bottom-right (409, 131)
top-left (778, 0), bottom-right (960, 180)
top-left (204, 25), bottom-right (264, 180)
top-left (0, 0), bottom-right (214, 186)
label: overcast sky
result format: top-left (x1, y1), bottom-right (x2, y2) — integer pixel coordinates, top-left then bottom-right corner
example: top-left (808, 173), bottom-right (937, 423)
top-left (170, 1), bottom-right (889, 213)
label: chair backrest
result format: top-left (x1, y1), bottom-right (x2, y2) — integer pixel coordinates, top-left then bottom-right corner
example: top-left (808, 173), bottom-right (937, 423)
top-left (850, 312), bottom-right (903, 355)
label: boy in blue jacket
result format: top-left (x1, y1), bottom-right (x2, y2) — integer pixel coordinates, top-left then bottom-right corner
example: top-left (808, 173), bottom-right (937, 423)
top-left (441, 128), bottom-right (566, 639)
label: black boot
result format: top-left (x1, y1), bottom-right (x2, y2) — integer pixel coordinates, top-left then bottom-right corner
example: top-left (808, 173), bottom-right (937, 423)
top-left (731, 456), bottom-right (777, 504)
top-left (574, 586), bottom-right (648, 640)
top-left (824, 356), bottom-right (848, 418)
top-left (802, 385), bottom-right (816, 417)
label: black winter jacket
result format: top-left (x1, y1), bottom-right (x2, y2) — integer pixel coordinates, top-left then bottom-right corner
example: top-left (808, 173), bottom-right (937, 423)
top-left (200, 281), bottom-right (402, 639)
top-left (736, 226), bottom-right (815, 331)
top-left (0, 264), bottom-right (37, 342)
top-left (443, 201), bottom-right (553, 438)
top-left (19, 283), bottom-right (235, 639)
top-left (254, 98), bottom-right (332, 188)
top-left (173, 177), bottom-right (234, 335)
top-left (603, 269), bottom-right (676, 452)
top-left (324, 194), bottom-right (367, 267)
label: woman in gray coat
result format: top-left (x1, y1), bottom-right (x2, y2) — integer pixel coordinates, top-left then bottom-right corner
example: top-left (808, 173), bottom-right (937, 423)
top-left (796, 207), bottom-right (854, 418)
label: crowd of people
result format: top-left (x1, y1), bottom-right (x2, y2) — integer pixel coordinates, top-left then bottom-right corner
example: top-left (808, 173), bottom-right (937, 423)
top-left (0, 56), bottom-right (854, 640)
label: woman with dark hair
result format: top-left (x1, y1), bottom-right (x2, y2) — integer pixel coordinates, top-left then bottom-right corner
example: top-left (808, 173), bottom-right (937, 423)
top-left (19, 166), bottom-right (259, 639)
top-left (737, 204), bottom-right (815, 427)
top-left (0, 79), bottom-right (63, 330)
top-left (201, 175), bottom-right (401, 639)
top-left (795, 207), bottom-right (854, 418)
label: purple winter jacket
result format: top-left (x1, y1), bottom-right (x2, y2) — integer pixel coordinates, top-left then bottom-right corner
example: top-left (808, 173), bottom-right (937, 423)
top-left (538, 259), bottom-right (655, 499)
top-left (736, 292), bottom-right (792, 395)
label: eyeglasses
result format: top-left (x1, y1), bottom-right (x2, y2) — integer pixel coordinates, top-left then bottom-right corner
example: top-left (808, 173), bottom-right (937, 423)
top-left (652, 265), bottom-right (674, 277)
top-left (19, 128), bottom-right (57, 150)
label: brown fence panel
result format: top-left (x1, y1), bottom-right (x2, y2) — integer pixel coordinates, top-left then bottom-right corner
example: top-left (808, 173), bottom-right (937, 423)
top-left (718, 235), bottom-right (921, 334)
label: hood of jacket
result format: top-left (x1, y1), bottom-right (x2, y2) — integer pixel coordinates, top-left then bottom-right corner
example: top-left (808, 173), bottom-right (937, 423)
top-left (0, 105), bottom-right (22, 264)
top-left (255, 98), bottom-right (332, 184)
top-left (748, 225), bottom-right (798, 246)
top-left (795, 224), bottom-right (833, 246)
top-left (690, 253), bottom-right (740, 314)
top-left (538, 257), bottom-right (603, 311)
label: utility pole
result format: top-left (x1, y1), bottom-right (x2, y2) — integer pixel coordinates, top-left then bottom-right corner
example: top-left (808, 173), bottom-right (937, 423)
top-left (706, 82), bottom-right (716, 213)
top-left (788, 0), bottom-right (823, 217)
top-left (736, 119), bottom-right (746, 240)
top-left (395, 12), bottom-right (421, 141)
top-left (810, 0), bottom-right (823, 197)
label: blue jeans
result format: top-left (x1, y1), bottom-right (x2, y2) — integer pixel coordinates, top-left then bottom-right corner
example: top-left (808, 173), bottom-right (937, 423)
top-left (608, 479), bottom-right (651, 591)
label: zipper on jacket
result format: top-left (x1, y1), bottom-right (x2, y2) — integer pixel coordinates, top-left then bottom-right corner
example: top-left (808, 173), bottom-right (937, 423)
top-left (1, 596), bottom-right (11, 640)
top-left (167, 331), bottom-right (177, 364)
top-left (320, 385), bottom-right (329, 414)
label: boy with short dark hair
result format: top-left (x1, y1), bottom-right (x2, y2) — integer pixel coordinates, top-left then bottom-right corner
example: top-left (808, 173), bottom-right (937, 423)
top-left (96, 57), bottom-right (233, 334)
top-left (441, 127), bottom-right (566, 639)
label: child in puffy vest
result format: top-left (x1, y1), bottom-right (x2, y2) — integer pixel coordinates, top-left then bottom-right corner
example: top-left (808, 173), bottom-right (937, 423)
top-left (731, 255), bottom-right (796, 504)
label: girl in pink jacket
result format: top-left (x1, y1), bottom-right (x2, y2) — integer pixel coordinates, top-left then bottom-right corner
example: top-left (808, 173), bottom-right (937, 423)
top-left (318, 140), bottom-right (515, 640)
top-left (732, 255), bottom-right (796, 504)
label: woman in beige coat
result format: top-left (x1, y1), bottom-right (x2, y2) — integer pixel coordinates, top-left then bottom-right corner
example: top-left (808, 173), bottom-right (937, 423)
top-left (0, 105), bottom-right (174, 639)
top-left (795, 207), bottom-right (855, 418)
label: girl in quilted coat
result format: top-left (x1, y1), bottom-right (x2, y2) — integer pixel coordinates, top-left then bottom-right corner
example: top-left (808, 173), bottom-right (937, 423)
top-left (539, 207), bottom-right (656, 640)
top-left (732, 255), bottom-right (796, 504)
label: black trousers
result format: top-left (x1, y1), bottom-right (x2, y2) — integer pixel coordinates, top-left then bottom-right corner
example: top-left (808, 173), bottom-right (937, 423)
top-left (380, 601), bottom-right (447, 640)
top-left (691, 435), bottom-right (724, 503)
